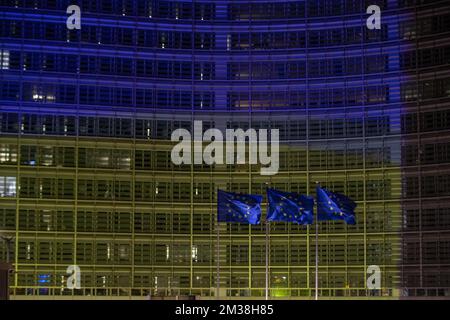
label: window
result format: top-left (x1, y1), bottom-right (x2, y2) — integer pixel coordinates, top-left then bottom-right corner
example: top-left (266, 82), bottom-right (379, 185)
top-left (0, 50), bottom-right (9, 70)
top-left (0, 144), bottom-right (17, 164)
top-left (0, 176), bottom-right (16, 197)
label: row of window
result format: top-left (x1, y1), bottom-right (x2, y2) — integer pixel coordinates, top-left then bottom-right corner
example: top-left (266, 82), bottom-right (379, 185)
top-left (228, 85), bottom-right (390, 109)
top-left (231, 45), bottom-right (450, 78)
top-left (17, 241), bottom-right (211, 265)
top-left (1, 82), bottom-right (216, 109)
top-left (7, 209), bottom-right (213, 234)
top-left (0, 179), bottom-right (382, 204)
top-left (12, 271), bottom-right (400, 292)
top-left (12, 240), bottom-right (401, 266)
top-left (2, 177), bottom-right (398, 201)
top-left (0, 144), bottom-right (408, 170)
top-left (229, 28), bottom-right (386, 50)
top-left (0, 111), bottom-right (449, 139)
top-left (2, 46), bottom-right (449, 79)
top-left (404, 174), bottom-right (450, 198)
top-left (0, 112), bottom-right (391, 139)
top-left (403, 240), bottom-right (450, 264)
top-left (3, 51), bottom-right (215, 80)
top-left (403, 207), bottom-right (450, 231)
top-left (403, 142), bottom-right (450, 166)
top-left (229, 57), bottom-right (386, 80)
top-left (1, 79), bottom-right (449, 110)
top-left (0, 0), bottom-right (216, 20)
top-left (1, 20), bottom-right (215, 50)
top-left (0, 143), bottom-right (386, 170)
top-left (0, 0), bottom-right (440, 20)
top-left (12, 288), bottom-right (424, 298)
top-left (228, 0), bottom-right (388, 20)
top-left (2, 15), bottom-right (449, 50)
top-left (0, 205), bottom-right (399, 234)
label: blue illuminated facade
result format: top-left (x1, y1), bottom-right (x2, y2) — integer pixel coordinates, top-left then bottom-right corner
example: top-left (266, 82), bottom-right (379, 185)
top-left (0, 0), bottom-right (450, 299)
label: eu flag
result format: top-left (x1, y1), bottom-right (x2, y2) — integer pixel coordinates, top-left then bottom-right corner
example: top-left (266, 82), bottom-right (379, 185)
top-left (217, 190), bottom-right (262, 225)
top-left (266, 188), bottom-right (314, 225)
top-left (316, 186), bottom-right (357, 225)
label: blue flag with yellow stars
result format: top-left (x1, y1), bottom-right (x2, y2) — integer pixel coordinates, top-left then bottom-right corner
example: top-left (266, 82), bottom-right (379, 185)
top-left (217, 190), bottom-right (262, 225)
top-left (266, 188), bottom-right (314, 225)
top-left (316, 186), bottom-right (357, 225)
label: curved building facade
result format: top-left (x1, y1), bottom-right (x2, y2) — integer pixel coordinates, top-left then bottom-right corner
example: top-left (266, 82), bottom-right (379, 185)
top-left (0, 0), bottom-right (450, 299)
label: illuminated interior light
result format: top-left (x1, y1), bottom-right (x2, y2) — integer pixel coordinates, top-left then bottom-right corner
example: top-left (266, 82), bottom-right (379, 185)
top-left (191, 245), bottom-right (198, 261)
top-left (33, 94), bottom-right (44, 101)
top-left (0, 50), bottom-right (10, 70)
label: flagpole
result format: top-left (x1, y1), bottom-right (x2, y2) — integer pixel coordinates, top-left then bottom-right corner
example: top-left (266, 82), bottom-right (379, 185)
top-left (315, 182), bottom-right (319, 301)
top-left (216, 220), bottom-right (220, 299)
top-left (264, 185), bottom-right (270, 301)
top-left (315, 217), bottom-right (318, 300)
top-left (265, 220), bottom-right (269, 300)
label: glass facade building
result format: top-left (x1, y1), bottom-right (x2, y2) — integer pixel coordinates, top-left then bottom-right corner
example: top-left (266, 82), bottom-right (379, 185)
top-left (0, 0), bottom-right (449, 299)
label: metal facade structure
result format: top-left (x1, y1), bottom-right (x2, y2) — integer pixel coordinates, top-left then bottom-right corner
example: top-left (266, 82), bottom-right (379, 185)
top-left (0, 0), bottom-right (449, 299)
